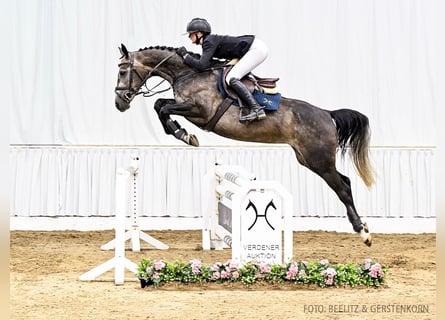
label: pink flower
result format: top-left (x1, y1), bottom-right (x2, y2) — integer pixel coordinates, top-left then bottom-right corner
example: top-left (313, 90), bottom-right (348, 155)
top-left (232, 271), bottom-right (240, 279)
top-left (211, 262), bottom-right (222, 272)
top-left (322, 267), bottom-right (336, 276)
top-left (190, 259), bottom-right (202, 268)
top-left (369, 263), bottom-right (384, 278)
top-left (190, 259), bottom-right (202, 274)
top-left (221, 270), bottom-right (230, 279)
top-left (322, 267), bottom-right (337, 286)
top-left (285, 271), bottom-right (296, 280)
top-left (298, 270), bottom-right (306, 277)
top-left (212, 271), bottom-right (221, 280)
top-left (320, 259), bottom-right (329, 266)
top-left (146, 266), bottom-right (153, 275)
top-left (227, 259), bottom-right (239, 270)
top-left (289, 262), bottom-right (298, 271)
top-left (285, 263), bottom-right (298, 280)
top-left (192, 267), bottom-right (200, 274)
top-left (260, 262), bottom-right (271, 273)
top-left (152, 272), bottom-right (160, 279)
top-left (363, 258), bottom-right (372, 270)
top-left (154, 260), bottom-right (166, 271)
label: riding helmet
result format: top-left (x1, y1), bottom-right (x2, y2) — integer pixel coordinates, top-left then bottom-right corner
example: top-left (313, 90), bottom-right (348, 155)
top-left (186, 18), bottom-right (211, 34)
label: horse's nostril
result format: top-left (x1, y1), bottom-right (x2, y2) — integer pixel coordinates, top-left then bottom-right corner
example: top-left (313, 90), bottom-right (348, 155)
top-left (115, 98), bottom-right (126, 112)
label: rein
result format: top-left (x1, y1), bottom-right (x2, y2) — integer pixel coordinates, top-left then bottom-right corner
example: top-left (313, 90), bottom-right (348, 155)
top-left (115, 51), bottom-right (176, 102)
top-left (115, 48), bottom-right (226, 103)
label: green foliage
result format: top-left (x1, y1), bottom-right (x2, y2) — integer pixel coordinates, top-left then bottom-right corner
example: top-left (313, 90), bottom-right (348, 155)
top-left (137, 258), bottom-right (388, 288)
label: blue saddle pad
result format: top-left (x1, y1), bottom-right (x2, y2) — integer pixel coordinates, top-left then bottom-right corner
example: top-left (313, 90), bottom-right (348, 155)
top-left (252, 91), bottom-right (281, 111)
top-left (217, 70), bottom-right (281, 111)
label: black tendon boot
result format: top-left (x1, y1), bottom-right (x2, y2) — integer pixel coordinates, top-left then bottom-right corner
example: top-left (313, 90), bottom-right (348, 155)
top-left (165, 119), bottom-right (199, 146)
top-left (229, 78), bottom-right (266, 122)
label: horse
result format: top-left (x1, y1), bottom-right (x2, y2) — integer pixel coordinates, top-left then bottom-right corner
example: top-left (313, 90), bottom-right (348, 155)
top-left (114, 44), bottom-right (375, 246)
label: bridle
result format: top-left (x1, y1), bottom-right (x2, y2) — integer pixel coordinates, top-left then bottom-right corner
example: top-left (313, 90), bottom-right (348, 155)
top-left (115, 51), bottom-right (176, 102)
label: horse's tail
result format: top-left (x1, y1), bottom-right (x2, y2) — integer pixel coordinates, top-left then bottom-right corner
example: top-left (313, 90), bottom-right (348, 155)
top-left (330, 109), bottom-right (375, 187)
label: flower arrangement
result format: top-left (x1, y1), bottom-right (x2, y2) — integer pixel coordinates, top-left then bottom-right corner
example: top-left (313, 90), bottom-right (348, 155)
top-left (137, 257), bottom-right (387, 288)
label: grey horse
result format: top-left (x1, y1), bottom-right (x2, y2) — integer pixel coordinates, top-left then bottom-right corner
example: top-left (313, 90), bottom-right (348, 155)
top-left (115, 44), bottom-right (375, 246)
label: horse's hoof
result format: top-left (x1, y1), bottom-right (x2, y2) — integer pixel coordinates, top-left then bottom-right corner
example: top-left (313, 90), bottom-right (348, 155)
top-left (185, 134), bottom-right (199, 147)
top-left (360, 223), bottom-right (372, 247)
top-left (189, 134), bottom-right (199, 147)
top-left (362, 235), bottom-right (372, 247)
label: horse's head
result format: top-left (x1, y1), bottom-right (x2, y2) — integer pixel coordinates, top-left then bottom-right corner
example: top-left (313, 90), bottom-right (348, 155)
top-left (114, 44), bottom-right (188, 112)
top-left (114, 44), bottom-right (146, 112)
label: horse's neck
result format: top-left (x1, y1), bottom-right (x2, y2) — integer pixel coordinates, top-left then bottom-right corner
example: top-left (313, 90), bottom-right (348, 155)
top-left (138, 50), bottom-right (192, 83)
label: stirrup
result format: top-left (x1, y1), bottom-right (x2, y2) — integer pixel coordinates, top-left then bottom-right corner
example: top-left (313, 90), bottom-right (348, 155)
top-left (239, 107), bottom-right (266, 123)
top-left (256, 108), bottom-right (266, 120)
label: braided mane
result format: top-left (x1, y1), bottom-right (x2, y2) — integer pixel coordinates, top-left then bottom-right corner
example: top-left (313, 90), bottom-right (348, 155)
top-left (138, 45), bottom-right (177, 52)
top-left (138, 45), bottom-right (201, 59)
top-left (137, 45), bottom-right (223, 67)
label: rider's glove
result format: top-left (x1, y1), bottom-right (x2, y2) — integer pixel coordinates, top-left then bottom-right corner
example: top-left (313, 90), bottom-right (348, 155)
top-left (177, 46), bottom-right (188, 59)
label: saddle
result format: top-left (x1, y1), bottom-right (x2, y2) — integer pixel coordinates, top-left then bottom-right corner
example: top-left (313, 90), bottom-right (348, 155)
top-left (220, 62), bottom-right (280, 101)
top-left (203, 62), bottom-right (281, 132)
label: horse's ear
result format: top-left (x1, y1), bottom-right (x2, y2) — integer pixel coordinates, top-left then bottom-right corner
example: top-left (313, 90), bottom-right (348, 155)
top-left (119, 43), bottom-right (129, 59)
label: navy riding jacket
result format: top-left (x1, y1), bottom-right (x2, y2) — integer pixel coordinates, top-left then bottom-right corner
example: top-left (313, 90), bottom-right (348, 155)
top-left (184, 34), bottom-right (255, 71)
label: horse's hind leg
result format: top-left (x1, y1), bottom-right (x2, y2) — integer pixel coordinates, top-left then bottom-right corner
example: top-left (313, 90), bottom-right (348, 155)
top-left (323, 170), bottom-right (371, 245)
top-left (293, 147), bottom-right (372, 246)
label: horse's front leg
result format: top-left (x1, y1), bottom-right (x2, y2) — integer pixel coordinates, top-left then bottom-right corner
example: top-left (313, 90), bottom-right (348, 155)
top-left (154, 99), bottom-right (176, 134)
top-left (154, 98), bottom-right (200, 147)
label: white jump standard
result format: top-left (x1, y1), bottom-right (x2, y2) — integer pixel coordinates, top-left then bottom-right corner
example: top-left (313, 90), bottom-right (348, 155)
top-left (100, 154), bottom-right (169, 252)
top-left (202, 165), bottom-right (293, 265)
top-left (79, 154), bottom-right (168, 285)
top-left (79, 168), bottom-right (138, 284)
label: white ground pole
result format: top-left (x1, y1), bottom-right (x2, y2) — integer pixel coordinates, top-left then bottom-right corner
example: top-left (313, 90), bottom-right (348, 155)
top-left (100, 154), bottom-right (169, 251)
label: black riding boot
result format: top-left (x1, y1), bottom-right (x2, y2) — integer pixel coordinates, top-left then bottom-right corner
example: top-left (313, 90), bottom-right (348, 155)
top-left (229, 78), bottom-right (266, 122)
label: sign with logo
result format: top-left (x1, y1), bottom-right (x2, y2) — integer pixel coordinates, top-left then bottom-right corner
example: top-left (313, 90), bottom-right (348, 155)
top-left (201, 165), bottom-right (293, 265)
top-left (239, 190), bottom-right (283, 264)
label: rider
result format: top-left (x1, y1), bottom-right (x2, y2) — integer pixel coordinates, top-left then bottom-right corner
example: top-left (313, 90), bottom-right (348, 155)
top-left (177, 18), bottom-right (268, 122)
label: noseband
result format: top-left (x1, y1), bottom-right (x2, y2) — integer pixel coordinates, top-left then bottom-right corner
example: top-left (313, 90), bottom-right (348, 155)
top-left (115, 51), bottom-right (176, 102)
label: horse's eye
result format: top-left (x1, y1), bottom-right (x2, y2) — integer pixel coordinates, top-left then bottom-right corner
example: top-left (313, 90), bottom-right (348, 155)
top-left (119, 70), bottom-right (126, 76)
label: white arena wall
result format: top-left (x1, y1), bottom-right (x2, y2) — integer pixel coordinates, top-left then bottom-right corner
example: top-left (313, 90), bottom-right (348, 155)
top-left (10, 145), bottom-right (436, 233)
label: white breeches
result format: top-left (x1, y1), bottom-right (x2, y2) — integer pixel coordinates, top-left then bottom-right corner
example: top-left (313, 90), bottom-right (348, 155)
top-left (225, 38), bottom-right (269, 85)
